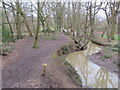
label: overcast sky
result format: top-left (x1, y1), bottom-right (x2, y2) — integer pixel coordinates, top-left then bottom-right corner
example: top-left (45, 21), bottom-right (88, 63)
top-left (2, 0), bottom-right (110, 20)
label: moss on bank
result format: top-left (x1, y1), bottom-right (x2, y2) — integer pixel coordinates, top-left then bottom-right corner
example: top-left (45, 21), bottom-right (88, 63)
top-left (52, 44), bottom-right (82, 87)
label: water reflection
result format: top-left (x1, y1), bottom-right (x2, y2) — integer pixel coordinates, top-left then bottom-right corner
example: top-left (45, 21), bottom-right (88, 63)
top-left (66, 42), bottom-right (118, 88)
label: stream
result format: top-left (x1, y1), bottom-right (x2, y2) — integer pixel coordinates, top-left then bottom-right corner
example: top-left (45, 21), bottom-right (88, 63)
top-left (66, 42), bottom-right (119, 88)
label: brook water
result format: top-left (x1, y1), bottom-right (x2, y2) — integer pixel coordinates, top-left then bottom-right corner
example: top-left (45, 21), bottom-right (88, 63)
top-left (66, 42), bottom-right (118, 88)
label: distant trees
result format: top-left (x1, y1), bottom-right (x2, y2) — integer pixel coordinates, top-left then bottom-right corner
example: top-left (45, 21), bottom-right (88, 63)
top-left (101, 1), bottom-right (120, 40)
top-left (2, 1), bottom-right (119, 49)
top-left (109, 2), bottom-right (120, 40)
top-left (54, 3), bottom-right (65, 31)
top-left (3, 1), bottom-right (33, 39)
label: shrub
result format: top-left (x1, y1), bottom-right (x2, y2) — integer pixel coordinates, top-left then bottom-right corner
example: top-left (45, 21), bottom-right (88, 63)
top-left (2, 26), bottom-right (14, 42)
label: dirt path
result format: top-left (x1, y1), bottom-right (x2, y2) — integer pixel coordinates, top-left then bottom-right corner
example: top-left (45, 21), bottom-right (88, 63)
top-left (2, 34), bottom-right (80, 88)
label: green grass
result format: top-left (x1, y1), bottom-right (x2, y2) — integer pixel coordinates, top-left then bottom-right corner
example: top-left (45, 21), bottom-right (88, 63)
top-left (103, 34), bottom-right (120, 40)
top-left (114, 35), bottom-right (120, 40)
top-left (111, 44), bottom-right (120, 52)
top-left (112, 48), bottom-right (120, 52)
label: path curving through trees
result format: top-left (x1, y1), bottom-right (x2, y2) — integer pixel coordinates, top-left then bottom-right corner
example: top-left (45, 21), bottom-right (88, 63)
top-left (2, 34), bottom-right (80, 88)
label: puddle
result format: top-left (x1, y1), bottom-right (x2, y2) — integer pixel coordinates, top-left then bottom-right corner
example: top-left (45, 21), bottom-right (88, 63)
top-left (66, 42), bottom-right (119, 88)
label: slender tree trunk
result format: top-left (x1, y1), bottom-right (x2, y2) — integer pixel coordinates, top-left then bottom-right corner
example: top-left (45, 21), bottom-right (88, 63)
top-left (89, 3), bottom-right (94, 39)
top-left (76, 2), bottom-right (81, 35)
top-left (10, 2), bottom-right (19, 39)
top-left (109, 2), bottom-right (119, 40)
top-left (84, 10), bottom-right (88, 42)
top-left (16, 1), bottom-right (22, 39)
top-left (31, 4), bottom-right (35, 35)
top-left (33, 1), bottom-right (40, 48)
top-left (118, 13), bottom-right (120, 34)
top-left (2, 2), bottom-right (15, 41)
top-left (67, 2), bottom-right (70, 30)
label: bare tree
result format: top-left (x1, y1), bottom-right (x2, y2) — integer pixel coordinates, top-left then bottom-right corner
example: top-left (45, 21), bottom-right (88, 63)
top-left (33, 1), bottom-right (40, 48)
top-left (109, 1), bottom-right (120, 40)
top-left (16, 1), bottom-right (23, 39)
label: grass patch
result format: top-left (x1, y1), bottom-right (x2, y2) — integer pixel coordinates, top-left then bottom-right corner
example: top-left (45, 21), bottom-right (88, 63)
top-left (114, 35), bottom-right (120, 40)
top-left (103, 35), bottom-right (120, 40)
top-left (112, 48), bottom-right (120, 52)
top-left (110, 44), bottom-right (120, 52)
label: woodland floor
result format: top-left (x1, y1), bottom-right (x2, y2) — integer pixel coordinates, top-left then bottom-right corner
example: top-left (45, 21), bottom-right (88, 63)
top-left (2, 34), bottom-right (80, 88)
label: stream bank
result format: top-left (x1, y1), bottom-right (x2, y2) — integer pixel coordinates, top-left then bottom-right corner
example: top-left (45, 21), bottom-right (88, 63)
top-left (53, 43), bottom-right (82, 87)
top-left (56, 41), bottom-right (119, 88)
top-left (91, 37), bottom-right (119, 77)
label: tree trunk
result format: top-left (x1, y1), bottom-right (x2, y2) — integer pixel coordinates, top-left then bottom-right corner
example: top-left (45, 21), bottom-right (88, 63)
top-left (118, 13), bottom-right (120, 34)
top-left (110, 15), bottom-right (116, 40)
top-left (33, 1), bottom-right (40, 48)
top-left (16, 1), bottom-right (22, 39)
top-left (89, 2), bottom-right (94, 39)
top-left (109, 2), bottom-right (119, 40)
top-left (31, 4), bottom-right (35, 35)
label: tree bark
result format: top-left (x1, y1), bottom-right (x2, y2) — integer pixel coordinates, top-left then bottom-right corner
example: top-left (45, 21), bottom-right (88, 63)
top-left (16, 1), bottom-right (22, 39)
top-left (31, 4), bottom-right (35, 35)
top-left (33, 1), bottom-right (40, 48)
top-left (118, 13), bottom-right (120, 34)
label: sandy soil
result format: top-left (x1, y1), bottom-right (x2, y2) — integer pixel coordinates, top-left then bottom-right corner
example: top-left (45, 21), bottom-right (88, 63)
top-left (2, 34), bottom-right (80, 88)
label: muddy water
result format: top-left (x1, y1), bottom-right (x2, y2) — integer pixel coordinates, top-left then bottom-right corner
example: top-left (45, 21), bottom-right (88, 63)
top-left (66, 42), bottom-right (118, 88)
